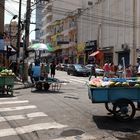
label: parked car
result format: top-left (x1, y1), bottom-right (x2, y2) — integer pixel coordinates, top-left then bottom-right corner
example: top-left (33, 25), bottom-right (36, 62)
top-left (67, 64), bottom-right (90, 76)
top-left (85, 64), bottom-right (104, 76)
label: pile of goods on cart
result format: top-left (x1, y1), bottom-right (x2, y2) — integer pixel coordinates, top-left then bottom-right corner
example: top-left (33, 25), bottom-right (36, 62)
top-left (88, 77), bottom-right (140, 88)
top-left (0, 67), bottom-right (15, 96)
top-left (0, 68), bottom-right (15, 77)
top-left (87, 77), bottom-right (140, 121)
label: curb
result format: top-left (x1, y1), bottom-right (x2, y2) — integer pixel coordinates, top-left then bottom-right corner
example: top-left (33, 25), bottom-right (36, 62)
top-left (13, 83), bottom-right (34, 90)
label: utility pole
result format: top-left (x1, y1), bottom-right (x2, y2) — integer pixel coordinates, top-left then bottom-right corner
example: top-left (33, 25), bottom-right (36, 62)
top-left (25, 0), bottom-right (31, 55)
top-left (16, 0), bottom-right (22, 60)
top-left (22, 0), bottom-right (31, 82)
top-left (16, 0), bottom-right (22, 74)
top-left (133, 0), bottom-right (136, 66)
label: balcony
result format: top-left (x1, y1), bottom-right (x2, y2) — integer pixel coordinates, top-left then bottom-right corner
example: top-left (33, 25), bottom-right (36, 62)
top-left (61, 26), bottom-right (77, 36)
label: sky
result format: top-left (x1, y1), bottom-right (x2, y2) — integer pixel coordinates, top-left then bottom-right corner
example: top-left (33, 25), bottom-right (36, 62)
top-left (4, 0), bottom-right (36, 41)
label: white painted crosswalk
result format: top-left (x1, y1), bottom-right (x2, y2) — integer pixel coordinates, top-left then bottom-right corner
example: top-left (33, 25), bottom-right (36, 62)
top-left (0, 112), bottom-right (47, 122)
top-left (0, 97), bottom-right (96, 139)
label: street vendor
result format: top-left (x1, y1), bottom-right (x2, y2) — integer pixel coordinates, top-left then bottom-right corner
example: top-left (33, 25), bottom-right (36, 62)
top-left (32, 61), bottom-right (41, 82)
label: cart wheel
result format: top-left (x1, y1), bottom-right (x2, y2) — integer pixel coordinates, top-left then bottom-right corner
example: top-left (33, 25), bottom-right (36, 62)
top-left (44, 83), bottom-right (50, 91)
top-left (105, 103), bottom-right (114, 114)
top-left (113, 99), bottom-right (136, 121)
top-left (36, 82), bottom-right (42, 90)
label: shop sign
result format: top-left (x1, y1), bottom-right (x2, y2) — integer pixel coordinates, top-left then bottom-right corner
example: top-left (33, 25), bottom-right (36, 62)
top-left (85, 40), bottom-right (97, 51)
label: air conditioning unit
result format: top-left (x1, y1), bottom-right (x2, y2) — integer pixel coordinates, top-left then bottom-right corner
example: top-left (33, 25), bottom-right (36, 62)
top-left (122, 43), bottom-right (129, 50)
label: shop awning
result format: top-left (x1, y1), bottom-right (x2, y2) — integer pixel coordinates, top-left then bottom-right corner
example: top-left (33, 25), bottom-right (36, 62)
top-left (89, 51), bottom-right (100, 57)
top-left (89, 50), bottom-right (104, 60)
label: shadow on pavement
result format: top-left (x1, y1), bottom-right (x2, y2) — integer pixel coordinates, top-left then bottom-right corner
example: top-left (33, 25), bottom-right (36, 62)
top-left (0, 94), bottom-right (14, 98)
top-left (31, 89), bottom-right (64, 94)
top-left (92, 115), bottom-right (140, 132)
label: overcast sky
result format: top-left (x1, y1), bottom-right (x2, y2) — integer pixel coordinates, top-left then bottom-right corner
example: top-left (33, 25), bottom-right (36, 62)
top-left (4, 0), bottom-right (36, 40)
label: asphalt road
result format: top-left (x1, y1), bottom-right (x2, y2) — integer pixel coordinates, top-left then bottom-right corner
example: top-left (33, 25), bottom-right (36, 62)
top-left (0, 71), bottom-right (140, 140)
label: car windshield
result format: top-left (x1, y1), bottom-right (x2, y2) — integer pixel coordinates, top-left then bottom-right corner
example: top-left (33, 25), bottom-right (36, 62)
top-left (74, 64), bottom-right (85, 69)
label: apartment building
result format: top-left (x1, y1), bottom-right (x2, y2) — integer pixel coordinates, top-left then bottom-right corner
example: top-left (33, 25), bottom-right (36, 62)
top-left (95, 0), bottom-right (140, 66)
top-left (41, 0), bottom-right (140, 66)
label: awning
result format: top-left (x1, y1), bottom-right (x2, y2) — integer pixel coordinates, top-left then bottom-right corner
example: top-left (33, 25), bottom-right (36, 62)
top-left (89, 50), bottom-right (104, 60)
top-left (89, 51), bottom-right (100, 57)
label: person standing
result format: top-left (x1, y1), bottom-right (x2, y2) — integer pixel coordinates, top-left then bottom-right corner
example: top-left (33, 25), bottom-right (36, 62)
top-left (103, 61), bottom-right (110, 78)
top-left (45, 61), bottom-right (50, 79)
top-left (32, 61), bottom-right (41, 82)
top-left (50, 61), bottom-right (56, 78)
top-left (28, 63), bottom-right (34, 83)
top-left (40, 63), bottom-right (46, 80)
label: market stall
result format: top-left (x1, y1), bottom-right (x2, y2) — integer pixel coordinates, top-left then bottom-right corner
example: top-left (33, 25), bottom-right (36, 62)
top-left (87, 77), bottom-right (140, 121)
top-left (0, 69), bottom-right (15, 96)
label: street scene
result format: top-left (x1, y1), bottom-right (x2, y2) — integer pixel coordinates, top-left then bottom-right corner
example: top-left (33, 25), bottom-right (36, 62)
top-left (1, 0), bottom-right (140, 140)
top-left (0, 71), bottom-right (140, 140)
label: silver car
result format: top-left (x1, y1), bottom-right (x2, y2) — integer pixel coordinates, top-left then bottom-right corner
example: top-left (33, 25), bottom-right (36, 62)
top-left (85, 64), bottom-right (104, 76)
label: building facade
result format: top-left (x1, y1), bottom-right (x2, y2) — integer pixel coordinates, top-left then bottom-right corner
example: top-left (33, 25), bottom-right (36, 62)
top-left (41, 0), bottom-right (140, 66)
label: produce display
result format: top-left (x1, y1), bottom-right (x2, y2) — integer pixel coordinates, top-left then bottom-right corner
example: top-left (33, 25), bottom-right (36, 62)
top-left (0, 69), bottom-right (15, 76)
top-left (89, 77), bottom-right (140, 88)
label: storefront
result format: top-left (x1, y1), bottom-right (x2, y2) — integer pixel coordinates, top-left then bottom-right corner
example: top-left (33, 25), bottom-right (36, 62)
top-left (100, 46), bottom-right (114, 64)
top-left (116, 50), bottom-right (130, 67)
top-left (84, 40), bottom-right (97, 64)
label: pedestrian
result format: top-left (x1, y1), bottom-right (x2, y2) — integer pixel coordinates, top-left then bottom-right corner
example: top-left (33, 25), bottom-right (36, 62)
top-left (32, 61), bottom-right (41, 82)
top-left (126, 65), bottom-right (132, 78)
top-left (40, 63), bottom-right (46, 80)
top-left (50, 61), bottom-right (56, 78)
top-left (103, 61), bottom-right (110, 78)
top-left (28, 63), bottom-right (34, 83)
top-left (45, 61), bottom-right (50, 79)
top-left (89, 61), bottom-right (97, 80)
top-left (109, 62), bottom-right (115, 78)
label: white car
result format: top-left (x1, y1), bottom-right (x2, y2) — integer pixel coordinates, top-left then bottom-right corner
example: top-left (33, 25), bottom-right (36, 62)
top-left (85, 64), bottom-right (104, 76)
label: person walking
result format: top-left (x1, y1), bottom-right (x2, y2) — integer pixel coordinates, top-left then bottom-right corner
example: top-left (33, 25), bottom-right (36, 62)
top-left (89, 62), bottom-right (97, 80)
top-left (50, 61), bottom-right (56, 78)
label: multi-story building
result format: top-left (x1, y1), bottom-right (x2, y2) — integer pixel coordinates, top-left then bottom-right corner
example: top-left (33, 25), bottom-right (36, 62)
top-left (35, 0), bottom-right (46, 41)
top-left (41, 0), bottom-right (140, 66)
top-left (0, 0), bottom-right (4, 34)
top-left (93, 0), bottom-right (140, 67)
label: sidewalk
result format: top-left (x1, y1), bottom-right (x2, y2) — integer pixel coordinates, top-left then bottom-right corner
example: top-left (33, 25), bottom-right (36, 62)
top-left (13, 77), bottom-right (34, 90)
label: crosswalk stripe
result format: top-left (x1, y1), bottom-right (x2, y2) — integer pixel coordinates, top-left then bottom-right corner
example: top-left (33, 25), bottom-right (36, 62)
top-left (0, 122), bottom-right (68, 137)
top-left (0, 100), bottom-right (29, 105)
top-left (0, 112), bottom-right (47, 122)
top-left (0, 105), bottom-right (37, 112)
top-left (0, 97), bottom-right (18, 100)
top-left (52, 134), bottom-right (96, 140)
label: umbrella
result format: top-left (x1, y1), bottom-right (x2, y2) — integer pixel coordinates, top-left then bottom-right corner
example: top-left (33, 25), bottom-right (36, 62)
top-left (28, 43), bottom-right (54, 52)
